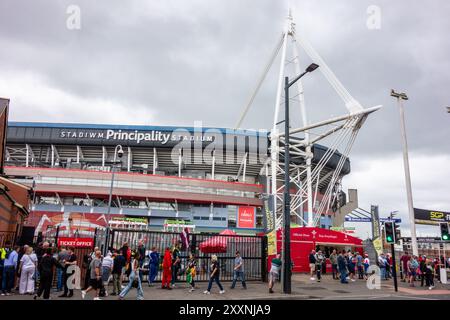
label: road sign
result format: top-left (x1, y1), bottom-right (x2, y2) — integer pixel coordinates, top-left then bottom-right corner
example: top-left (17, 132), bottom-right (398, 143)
top-left (345, 217), bottom-right (372, 222)
top-left (380, 217), bottom-right (402, 223)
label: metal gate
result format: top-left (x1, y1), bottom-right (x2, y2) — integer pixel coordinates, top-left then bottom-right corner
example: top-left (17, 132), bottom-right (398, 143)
top-left (106, 229), bottom-right (267, 282)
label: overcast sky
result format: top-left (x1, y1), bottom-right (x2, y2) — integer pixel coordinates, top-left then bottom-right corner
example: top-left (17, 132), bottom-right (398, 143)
top-left (1, 0), bottom-right (449, 237)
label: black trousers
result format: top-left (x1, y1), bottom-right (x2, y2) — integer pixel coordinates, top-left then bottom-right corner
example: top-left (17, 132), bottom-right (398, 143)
top-left (37, 273), bottom-right (53, 299)
top-left (420, 273), bottom-right (426, 286)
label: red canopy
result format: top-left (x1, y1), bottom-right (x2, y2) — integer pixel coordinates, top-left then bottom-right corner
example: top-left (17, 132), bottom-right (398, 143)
top-left (199, 229), bottom-right (237, 253)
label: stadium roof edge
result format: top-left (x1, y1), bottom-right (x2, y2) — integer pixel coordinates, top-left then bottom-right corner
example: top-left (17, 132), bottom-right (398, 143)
top-left (8, 121), bottom-right (268, 137)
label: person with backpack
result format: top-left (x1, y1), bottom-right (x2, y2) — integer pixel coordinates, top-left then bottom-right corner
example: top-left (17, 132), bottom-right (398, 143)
top-left (407, 255), bottom-right (419, 287)
top-left (1, 245), bottom-right (19, 296)
top-left (378, 253), bottom-right (387, 281)
top-left (203, 255), bottom-right (224, 295)
top-left (148, 246), bottom-right (159, 286)
top-left (314, 250), bottom-right (325, 282)
top-left (186, 252), bottom-right (197, 292)
top-left (118, 251), bottom-right (144, 300)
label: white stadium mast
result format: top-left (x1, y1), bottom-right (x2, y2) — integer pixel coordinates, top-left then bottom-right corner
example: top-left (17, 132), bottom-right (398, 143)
top-left (235, 10), bottom-right (381, 229)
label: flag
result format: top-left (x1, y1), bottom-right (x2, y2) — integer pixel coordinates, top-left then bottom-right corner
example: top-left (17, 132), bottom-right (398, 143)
top-left (180, 227), bottom-right (190, 251)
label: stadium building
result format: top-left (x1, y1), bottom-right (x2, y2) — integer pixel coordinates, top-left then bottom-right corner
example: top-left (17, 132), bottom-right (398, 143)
top-left (4, 121), bottom-right (350, 238)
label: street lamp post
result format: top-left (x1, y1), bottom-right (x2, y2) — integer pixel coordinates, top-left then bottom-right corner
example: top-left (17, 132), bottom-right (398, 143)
top-left (390, 90), bottom-right (418, 257)
top-left (282, 63), bottom-right (319, 294)
top-left (103, 145), bottom-right (124, 256)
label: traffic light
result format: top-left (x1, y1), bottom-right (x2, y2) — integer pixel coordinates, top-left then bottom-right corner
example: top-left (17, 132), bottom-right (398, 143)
top-left (384, 221), bottom-right (395, 244)
top-left (394, 222), bottom-right (401, 240)
top-left (440, 222), bottom-right (450, 241)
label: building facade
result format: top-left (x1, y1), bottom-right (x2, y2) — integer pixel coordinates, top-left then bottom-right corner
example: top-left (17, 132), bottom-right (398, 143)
top-left (5, 122), bottom-right (350, 238)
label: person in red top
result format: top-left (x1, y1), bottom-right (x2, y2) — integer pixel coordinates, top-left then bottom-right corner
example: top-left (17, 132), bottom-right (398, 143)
top-left (400, 252), bottom-right (410, 282)
top-left (161, 247), bottom-right (172, 289)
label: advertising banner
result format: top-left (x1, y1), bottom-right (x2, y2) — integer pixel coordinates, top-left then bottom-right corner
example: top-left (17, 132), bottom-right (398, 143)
top-left (267, 230), bottom-right (277, 256)
top-left (414, 208), bottom-right (450, 225)
top-left (237, 206), bottom-right (256, 229)
top-left (263, 195), bottom-right (276, 232)
top-left (373, 237), bottom-right (383, 255)
top-left (371, 205), bottom-right (380, 239)
top-left (57, 237), bottom-right (94, 248)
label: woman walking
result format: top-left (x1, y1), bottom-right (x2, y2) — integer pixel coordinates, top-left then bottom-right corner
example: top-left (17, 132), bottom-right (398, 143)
top-left (119, 251), bottom-right (144, 300)
top-left (203, 255), bottom-right (224, 295)
top-left (18, 246), bottom-right (38, 295)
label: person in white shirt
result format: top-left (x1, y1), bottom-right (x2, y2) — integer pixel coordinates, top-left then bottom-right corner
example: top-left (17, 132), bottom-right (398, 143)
top-left (19, 247), bottom-right (38, 294)
top-left (101, 252), bottom-right (114, 296)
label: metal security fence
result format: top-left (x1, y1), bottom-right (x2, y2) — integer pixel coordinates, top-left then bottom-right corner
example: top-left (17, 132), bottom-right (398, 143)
top-left (106, 229), bottom-right (267, 282)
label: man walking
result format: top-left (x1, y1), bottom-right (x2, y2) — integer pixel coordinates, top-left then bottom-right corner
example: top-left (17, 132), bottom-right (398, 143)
top-left (230, 251), bottom-right (246, 289)
top-left (137, 240), bottom-right (146, 282)
top-left (34, 248), bottom-right (59, 300)
top-left (356, 251), bottom-right (364, 279)
top-left (111, 250), bottom-right (125, 296)
top-left (315, 250), bottom-right (325, 282)
top-left (171, 242), bottom-right (181, 287)
top-left (330, 249), bottom-right (338, 280)
top-left (148, 247), bottom-right (159, 286)
top-left (337, 250), bottom-right (348, 284)
top-left (309, 250), bottom-right (316, 281)
top-left (81, 250), bottom-right (103, 300)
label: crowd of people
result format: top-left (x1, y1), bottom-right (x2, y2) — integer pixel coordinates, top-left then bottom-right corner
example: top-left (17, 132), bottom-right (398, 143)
top-left (1, 240), bottom-right (449, 300)
top-left (399, 252), bottom-right (449, 290)
top-left (0, 239), bottom-right (249, 300)
top-left (305, 248), bottom-right (449, 290)
top-left (308, 249), bottom-right (371, 284)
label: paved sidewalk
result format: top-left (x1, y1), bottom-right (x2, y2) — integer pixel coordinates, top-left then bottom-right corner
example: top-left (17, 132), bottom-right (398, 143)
top-left (1, 274), bottom-right (449, 300)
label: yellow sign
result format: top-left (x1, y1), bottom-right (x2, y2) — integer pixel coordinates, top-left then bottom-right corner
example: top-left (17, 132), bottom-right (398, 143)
top-left (373, 237), bottom-right (383, 255)
top-left (267, 230), bottom-right (277, 256)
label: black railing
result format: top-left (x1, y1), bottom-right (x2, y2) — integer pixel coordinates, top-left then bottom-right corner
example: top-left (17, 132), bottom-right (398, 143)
top-left (108, 229), bottom-right (267, 282)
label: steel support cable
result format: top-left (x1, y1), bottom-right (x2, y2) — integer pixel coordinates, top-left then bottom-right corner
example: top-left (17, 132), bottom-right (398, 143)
top-left (312, 122), bottom-right (358, 225)
top-left (315, 128), bottom-right (358, 222)
top-left (314, 127), bottom-right (359, 225)
top-left (235, 34), bottom-right (285, 129)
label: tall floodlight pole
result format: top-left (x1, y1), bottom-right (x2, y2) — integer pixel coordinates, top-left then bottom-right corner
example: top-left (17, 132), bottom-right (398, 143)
top-left (391, 90), bottom-right (418, 256)
top-left (103, 145), bottom-right (124, 256)
top-left (282, 63), bottom-right (319, 294)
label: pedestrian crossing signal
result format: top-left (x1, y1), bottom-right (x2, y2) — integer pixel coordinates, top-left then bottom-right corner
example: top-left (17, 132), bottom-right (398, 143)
top-left (440, 222), bottom-right (450, 241)
top-left (384, 221), bottom-right (395, 244)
